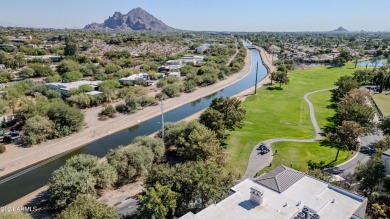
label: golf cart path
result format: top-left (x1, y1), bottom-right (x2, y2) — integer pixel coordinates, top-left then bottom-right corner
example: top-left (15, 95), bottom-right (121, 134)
top-left (243, 88), bottom-right (332, 179)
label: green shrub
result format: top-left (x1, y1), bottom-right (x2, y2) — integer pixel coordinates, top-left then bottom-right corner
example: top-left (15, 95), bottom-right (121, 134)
top-left (162, 84), bottom-right (181, 98)
top-left (139, 96), bottom-right (158, 107)
top-left (58, 195), bottom-right (120, 219)
top-left (99, 105), bottom-right (117, 118)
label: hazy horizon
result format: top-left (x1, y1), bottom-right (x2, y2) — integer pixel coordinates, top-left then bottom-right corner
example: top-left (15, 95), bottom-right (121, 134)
top-left (1, 0), bottom-right (389, 32)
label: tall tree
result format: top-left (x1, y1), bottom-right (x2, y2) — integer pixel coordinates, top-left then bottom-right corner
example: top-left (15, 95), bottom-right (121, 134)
top-left (159, 121), bottom-right (203, 146)
top-left (107, 145), bottom-right (154, 184)
top-left (355, 157), bottom-right (386, 195)
top-left (132, 136), bottom-right (165, 161)
top-left (209, 97), bottom-right (246, 131)
top-left (175, 125), bottom-right (221, 162)
top-left (270, 71), bottom-right (290, 88)
top-left (0, 211), bottom-right (32, 219)
top-left (136, 183), bottom-right (178, 219)
top-left (46, 101), bottom-right (84, 137)
top-left (58, 195), bottom-right (120, 219)
top-left (333, 101), bottom-right (374, 127)
top-left (380, 118), bottom-right (390, 135)
top-left (65, 154), bottom-right (117, 189)
top-left (199, 108), bottom-right (226, 139)
top-left (373, 66), bottom-right (390, 93)
top-left (326, 120), bottom-right (362, 161)
top-left (21, 115), bottom-right (54, 146)
top-left (64, 36), bottom-right (79, 56)
top-left (49, 166), bottom-right (96, 209)
top-left (48, 154), bottom-right (117, 209)
top-left (352, 69), bottom-right (372, 85)
top-left (340, 89), bottom-right (370, 105)
top-left (331, 75), bottom-right (360, 102)
top-left (332, 50), bottom-right (353, 67)
top-left (57, 60), bottom-right (81, 74)
top-left (146, 161), bottom-right (234, 216)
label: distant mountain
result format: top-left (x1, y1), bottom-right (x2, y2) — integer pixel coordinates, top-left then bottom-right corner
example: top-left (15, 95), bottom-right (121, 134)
top-left (84, 7), bottom-right (177, 32)
top-left (332, 26), bottom-right (348, 32)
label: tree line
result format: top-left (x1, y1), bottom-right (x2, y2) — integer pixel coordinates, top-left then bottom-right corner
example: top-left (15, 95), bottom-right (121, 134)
top-left (309, 71), bottom-right (390, 218)
top-left (43, 96), bottom-right (246, 218)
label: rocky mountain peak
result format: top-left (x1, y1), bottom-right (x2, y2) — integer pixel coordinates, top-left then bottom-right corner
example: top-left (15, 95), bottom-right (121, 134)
top-left (84, 7), bottom-right (176, 32)
top-left (112, 11), bottom-right (123, 18)
top-left (333, 26), bottom-right (348, 32)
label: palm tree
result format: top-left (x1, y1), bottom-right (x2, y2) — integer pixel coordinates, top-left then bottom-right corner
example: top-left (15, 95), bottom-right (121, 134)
top-left (373, 67), bottom-right (390, 93)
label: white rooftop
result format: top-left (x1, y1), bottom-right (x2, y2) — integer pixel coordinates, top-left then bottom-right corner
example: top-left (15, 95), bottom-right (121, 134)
top-left (46, 80), bottom-right (102, 91)
top-left (119, 73), bottom-right (149, 81)
top-left (85, 91), bottom-right (103, 96)
top-left (181, 166), bottom-right (366, 219)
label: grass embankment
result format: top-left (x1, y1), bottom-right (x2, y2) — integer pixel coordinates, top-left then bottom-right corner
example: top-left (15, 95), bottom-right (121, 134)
top-left (371, 93), bottom-right (390, 117)
top-left (225, 63), bottom-right (360, 176)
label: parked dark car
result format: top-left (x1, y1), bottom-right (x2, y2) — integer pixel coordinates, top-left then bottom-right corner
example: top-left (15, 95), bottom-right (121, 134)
top-left (360, 146), bottom-right (375, 154)
top-left (322, 167), bottom-right (342, 174)
top-left (257, 143), bottom-right (270, 155)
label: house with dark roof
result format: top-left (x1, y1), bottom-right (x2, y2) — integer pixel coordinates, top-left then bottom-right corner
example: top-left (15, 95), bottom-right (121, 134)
top-left (255, 165), bottom-right (306, 193)
top-left (181, 165), bottom-right (367, 219)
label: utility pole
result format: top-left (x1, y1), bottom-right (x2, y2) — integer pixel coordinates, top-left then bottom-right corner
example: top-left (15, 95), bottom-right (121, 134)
top-left (254, 62), bottom-right (259, 94)
top-left (160, 96), bottom-right (165, 146)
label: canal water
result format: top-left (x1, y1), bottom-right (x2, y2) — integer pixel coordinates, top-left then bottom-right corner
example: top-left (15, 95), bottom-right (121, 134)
top-left (0, 42), bottom-right (267, 206)
top-left (357, 58), bottom-right (388, 67)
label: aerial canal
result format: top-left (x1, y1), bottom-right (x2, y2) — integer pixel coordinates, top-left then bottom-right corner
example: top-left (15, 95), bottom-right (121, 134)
top-left (0, 41), bottom-right (267, 206)
top-left (357, 58), bottom-right (388, 67)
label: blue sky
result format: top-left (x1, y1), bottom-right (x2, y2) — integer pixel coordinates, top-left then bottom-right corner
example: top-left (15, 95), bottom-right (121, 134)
top-left (0, 0), bottom-right (389, 31)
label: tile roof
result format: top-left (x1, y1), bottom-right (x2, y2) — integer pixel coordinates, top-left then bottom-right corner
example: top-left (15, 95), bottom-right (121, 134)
top-left (254, 165), bottom-right (305, 193)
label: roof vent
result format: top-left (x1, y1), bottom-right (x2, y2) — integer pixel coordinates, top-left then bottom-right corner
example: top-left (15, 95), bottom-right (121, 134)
top-left (283, 202), bottom-right (288, 207)
top-left (297, 212), bottom-right (305, 218)
top-left (310, 213), bottom-right (320, 219)
top-left (331, 199), bottom-right (335, 203)
top-left (250, 187), bottom-right (264, 205)
top-left (296, 201), bottom-right (301, 206)
top-left (302, 208), bottom-right (309, 218)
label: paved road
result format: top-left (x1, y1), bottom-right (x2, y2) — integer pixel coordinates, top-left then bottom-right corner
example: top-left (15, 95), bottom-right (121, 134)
top-left (115, 198), bottom-right (139, 216)
top-left (337, 132), bottom-right (382, 175)
top-left (336, 96), bottom-right (383, 175)
top-left (243, 88), bottom-right (332, 179)
top-left (243, 86), bottom-right (385, 180)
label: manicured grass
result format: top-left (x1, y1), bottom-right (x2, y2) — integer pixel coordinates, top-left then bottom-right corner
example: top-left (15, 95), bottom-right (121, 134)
top-left (257, 142), bottom-right (350, 175)
top-left (225, 63), bottom-right (360, 176)
top-left (372, 92), bottom-right (390, 117)
top-left (309, 89), bottom-right (334, 129)
top-left (256, 90), bottom-right (349, 174)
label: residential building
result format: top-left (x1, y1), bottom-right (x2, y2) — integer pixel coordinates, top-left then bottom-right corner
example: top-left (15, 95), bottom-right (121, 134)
top-left (25, 55), bottom-right (61, 62)
top-left (182, 55), bottom-right (204, 64)
top-left (181, 165), bottom-right (367, 219)
top-left (119, 73), bottom-right (150, 84)
top-left (163, 60), bottom-right (185, 70)
top-left (167, 71), bottom-right (181, 78)
top-left (25, 44), bottom-right (37, 48)
top-left (160, 55), bottom-right (205, 71)
top-left (195, 44), bottom-right (210, 54)
top-left (119, 73), bottom-right (164, 86)
top-left (85, 91), bottom-right (103, 96)
top-left (46, 80), bottom-right (102, 96)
